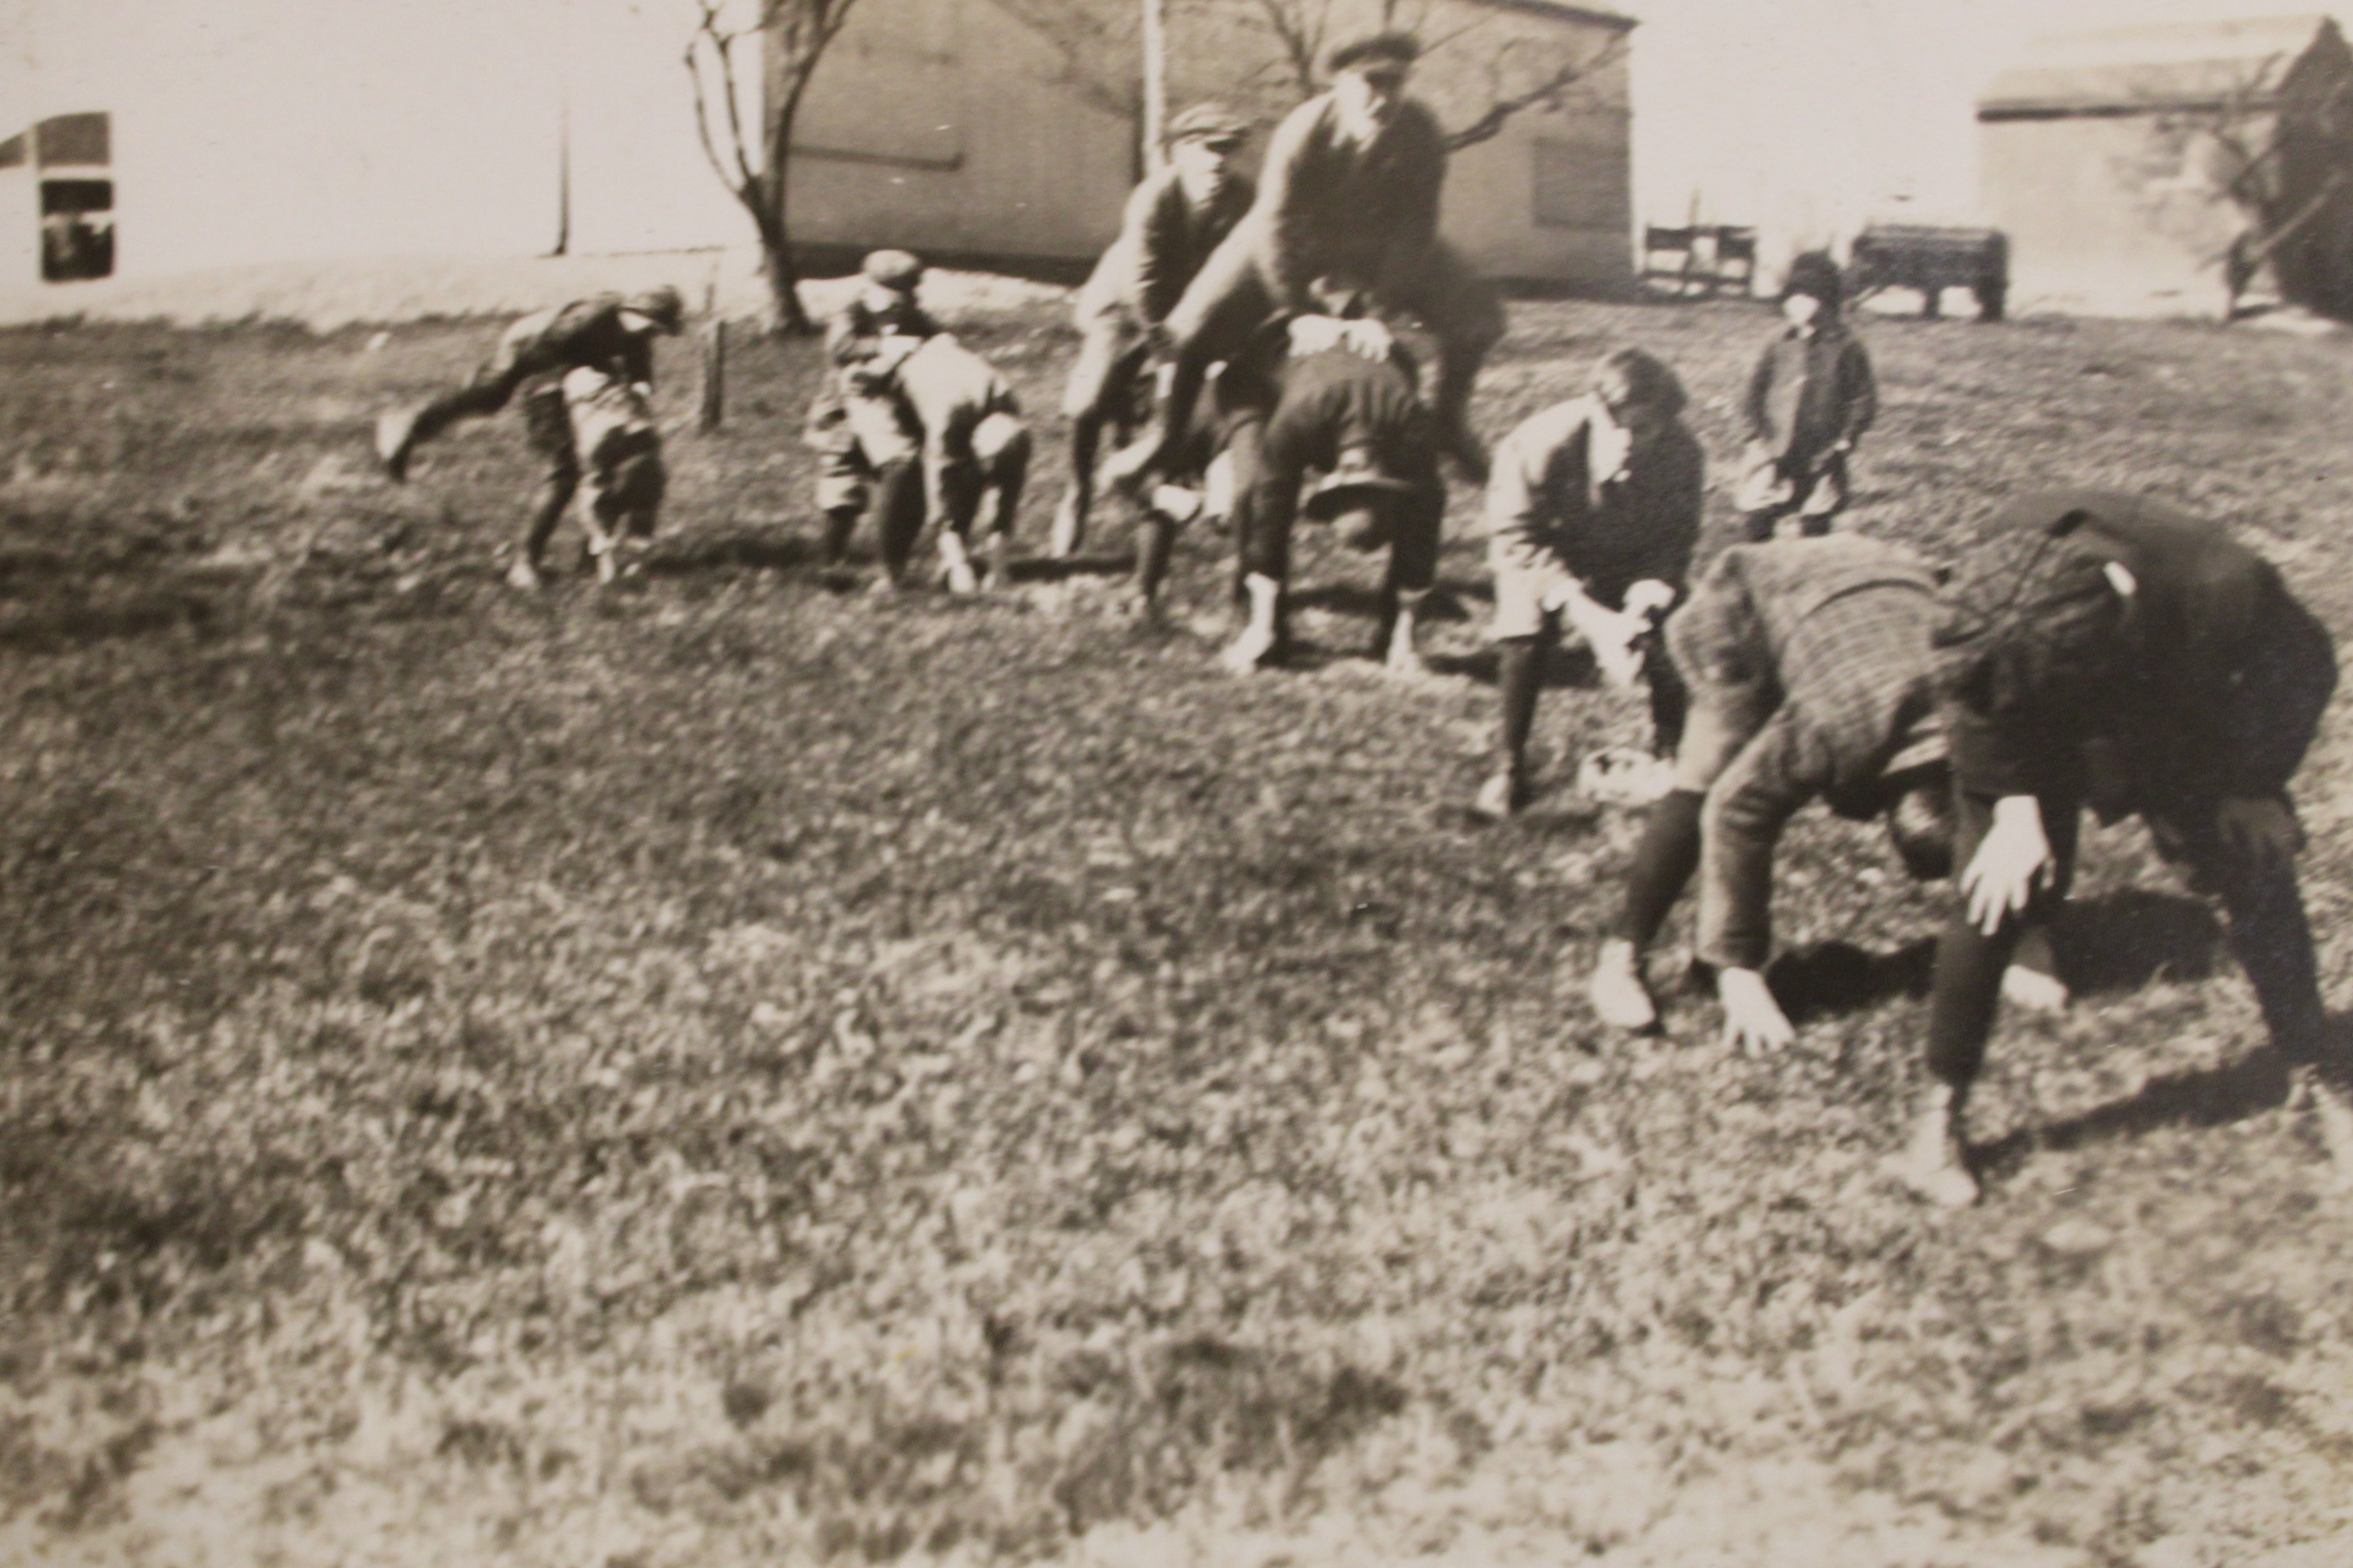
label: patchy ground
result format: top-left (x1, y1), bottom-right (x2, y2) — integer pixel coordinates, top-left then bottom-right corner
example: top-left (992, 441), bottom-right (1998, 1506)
top-left (1, 294), bottom-right (2349, 1568)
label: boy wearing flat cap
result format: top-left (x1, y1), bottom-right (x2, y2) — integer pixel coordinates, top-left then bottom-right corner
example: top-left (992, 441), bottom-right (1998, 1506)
top-left (375, 286), bottom-right (685, 588)
top-left (1054, 102), bottom-right (1255, 558)
top-left (806, 249), bottom-right (943, 581)
top-left (1737, 251), bottom-right (1876, 542)
top-left (1109, 30), bottom-right (1504, 500)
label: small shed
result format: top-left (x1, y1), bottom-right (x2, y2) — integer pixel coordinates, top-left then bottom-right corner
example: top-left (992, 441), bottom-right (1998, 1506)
top-left (1977, 13), bottom-right (2353, 318)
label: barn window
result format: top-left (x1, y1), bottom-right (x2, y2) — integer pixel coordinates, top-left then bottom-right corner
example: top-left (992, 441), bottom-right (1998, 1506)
top-left (1531, 134), bottom-right (1617, 229)
top-left (41, 179), bottom-right (114, 282)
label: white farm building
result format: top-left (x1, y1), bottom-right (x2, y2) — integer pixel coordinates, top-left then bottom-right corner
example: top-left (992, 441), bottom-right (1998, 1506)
top-left (0, 0), bottom-right (1636, 313)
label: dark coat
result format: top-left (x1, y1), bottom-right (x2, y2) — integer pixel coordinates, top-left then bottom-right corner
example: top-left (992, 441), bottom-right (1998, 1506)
top-left (1743, 323), bottom-right (1876, 470)
top-left (1078, 166), bottom-right (1255, 326)
top-left (1252, 92), bottom-right (1448, 308)
top-left (1935, 490), bottom-right (2337, 810)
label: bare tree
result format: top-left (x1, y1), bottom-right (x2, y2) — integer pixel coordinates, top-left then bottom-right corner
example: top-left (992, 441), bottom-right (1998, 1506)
top-left (986, 0), bottom-right (1145, 124)
top-left (1437, 29), bottom-right (1624, 151)
top-left (686, 0), bottom-right (864, 334)
top-left (993, 0), bottom-right (1622, 154)
top-left (2123, 50), bottom-right (2353, 320)
top-left (1247, 0), bottom-right (1334, 101)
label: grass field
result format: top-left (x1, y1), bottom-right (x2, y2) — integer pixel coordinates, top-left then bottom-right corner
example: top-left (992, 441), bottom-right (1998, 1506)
top-left (2, 293), bottom-right (2351, 1568)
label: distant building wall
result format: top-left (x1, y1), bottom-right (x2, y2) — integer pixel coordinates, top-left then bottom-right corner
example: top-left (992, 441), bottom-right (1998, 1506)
top-left (765, 0), bottom-right (1633, 289)
top-left (1975, 14), bottom-right (2353, 317)
top-left (1979, 112), bottom-right (2259, 316)
top-left (779, 0), bottom-right (1138, 270)
top-left (17, 0), bottom-right (565, 281)
top-left (8, 0), bottom-right (1629, 297)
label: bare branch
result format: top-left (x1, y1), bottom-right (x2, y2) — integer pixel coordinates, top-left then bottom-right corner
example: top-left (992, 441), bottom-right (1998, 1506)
top-left (986, 0), bottom-right (1144, 121)
top-left (1442, 35), bottom-right (1623, 152)
top-left (685, 41), bottom-right (748, 206)
top-left (684, 2), bottom-right (760, 207)
top-left (679, 0), bottom-right (863, 333)
top-left (1249, 0), bottom-right (1328, 100)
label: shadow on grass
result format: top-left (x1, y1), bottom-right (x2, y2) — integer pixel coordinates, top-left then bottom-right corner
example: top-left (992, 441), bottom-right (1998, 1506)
top-left (1979, 1048), bottom-right (2298, 1179)
top-left (1005, 553), bottom-right (1133, 584)
top-left (1424, 640), bottom-right (1596, 692)
top-left (648, 531), bottom-right (820, 576)
top-left (1288, 582), bottom-right (1480, 626)
top-left (1766, 938), bottom-right (1939, 1024)
top-left (2052, 889), bottom-right (2225, 995)
top-left (1757, 892), bottom-right (2226, 1030)
top-left (1435, 794), bottom-right (1604, 837)
top-left (1427, 646), bottom-right (1499, 683)
top-left (0, 590), bottom-right (222, 652)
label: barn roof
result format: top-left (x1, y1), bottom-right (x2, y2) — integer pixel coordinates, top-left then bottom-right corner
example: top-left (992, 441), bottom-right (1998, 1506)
top-left (1463, 0), bottom-right (1638, 33)
top-left (1978, 13), bottom-right (2342, 120)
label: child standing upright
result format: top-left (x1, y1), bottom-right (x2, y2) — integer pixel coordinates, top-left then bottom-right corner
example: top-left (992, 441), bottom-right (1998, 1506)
top-left (1737, 251), bottom-right (1876, 542)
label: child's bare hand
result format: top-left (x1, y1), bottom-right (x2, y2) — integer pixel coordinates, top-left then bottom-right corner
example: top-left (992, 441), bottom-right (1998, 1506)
top-left (1717, 967), bottom-right (1795, 1055)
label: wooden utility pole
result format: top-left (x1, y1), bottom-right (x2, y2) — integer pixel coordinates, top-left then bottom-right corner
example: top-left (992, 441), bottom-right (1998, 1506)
top-left (553, 0), bottom-right (572, 255)
top-left (1141, 0), bottom-right (1167, 174)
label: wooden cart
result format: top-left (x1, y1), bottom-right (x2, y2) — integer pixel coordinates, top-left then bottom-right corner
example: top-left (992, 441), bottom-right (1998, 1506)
top-left (1641, 224), bottom-right (1759, 298)
top-left (1847, 224), bottom-right (2009, 320)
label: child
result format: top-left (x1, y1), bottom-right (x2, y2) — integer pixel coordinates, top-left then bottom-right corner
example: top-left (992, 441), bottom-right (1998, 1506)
top-left (1737, 251), bottom-right (1876, 542)
top-left (882, 332), bottom-right (1031, 594)
top-left (1219, 276), bottom-right (1444, 675)
top-left (806, 250), bottom-right (942, 574)
top-left (1474, 347), bottom-right (1704, 819)
top-left (375, 286), bottom-right (683, 590)
top-left (559, 365), bottom-right (665, 582)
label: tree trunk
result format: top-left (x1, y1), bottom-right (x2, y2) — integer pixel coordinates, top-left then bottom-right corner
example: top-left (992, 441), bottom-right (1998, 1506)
top-left (760, 201), bottom-right (816, 336)
top-left (762, 92), bottom-right (817, 336)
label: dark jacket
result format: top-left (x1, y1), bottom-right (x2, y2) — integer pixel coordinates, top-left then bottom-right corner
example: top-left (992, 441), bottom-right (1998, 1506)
top-left (1485, 397), bottom-right (1705, 610)
top-left (1935, 490), bottom-right (2337, 809)
top-left (1078, 165), bottom-right (1255, 326)
top-left (491, 296), bottom-right (659, 392)
top-left (1252, 92), bottom-right (1448, 309)
top-left (806, 295), bottom-right (943, 436)
top-left (1261, 344), bottom-right (1435, 484)
top-left (1743, 322), bottom-right (1876, 470)
top-left (824, 295), bottom-right (942, 370)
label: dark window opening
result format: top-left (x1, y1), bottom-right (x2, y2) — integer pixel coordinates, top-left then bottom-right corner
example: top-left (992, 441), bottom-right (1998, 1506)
top-left (42, 179), bottom-right (114, 282)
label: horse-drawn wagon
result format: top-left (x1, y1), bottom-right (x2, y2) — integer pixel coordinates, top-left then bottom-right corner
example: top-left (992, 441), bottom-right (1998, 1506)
top-left (1847, 224), bottom-right (2009, 320)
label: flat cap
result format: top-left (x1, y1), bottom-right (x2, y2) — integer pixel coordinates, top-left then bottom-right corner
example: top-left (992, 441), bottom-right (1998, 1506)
top-left (1302, 445), bottom-right (1417, 524)
top-left (1166, 101), bottom-right (1249, 148)
top-left (1327, 30), bottom-right (1420, 74)
top-left (624, 284), bottom-right (686, 334)
top-left (862, 249), bottom-right (925, 291)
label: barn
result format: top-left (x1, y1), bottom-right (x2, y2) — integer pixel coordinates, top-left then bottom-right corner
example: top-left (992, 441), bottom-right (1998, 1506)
top-left (0, 0), bottom-right (1636, 309)
top-left (1977, 12), bottom-right (2353, 318)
